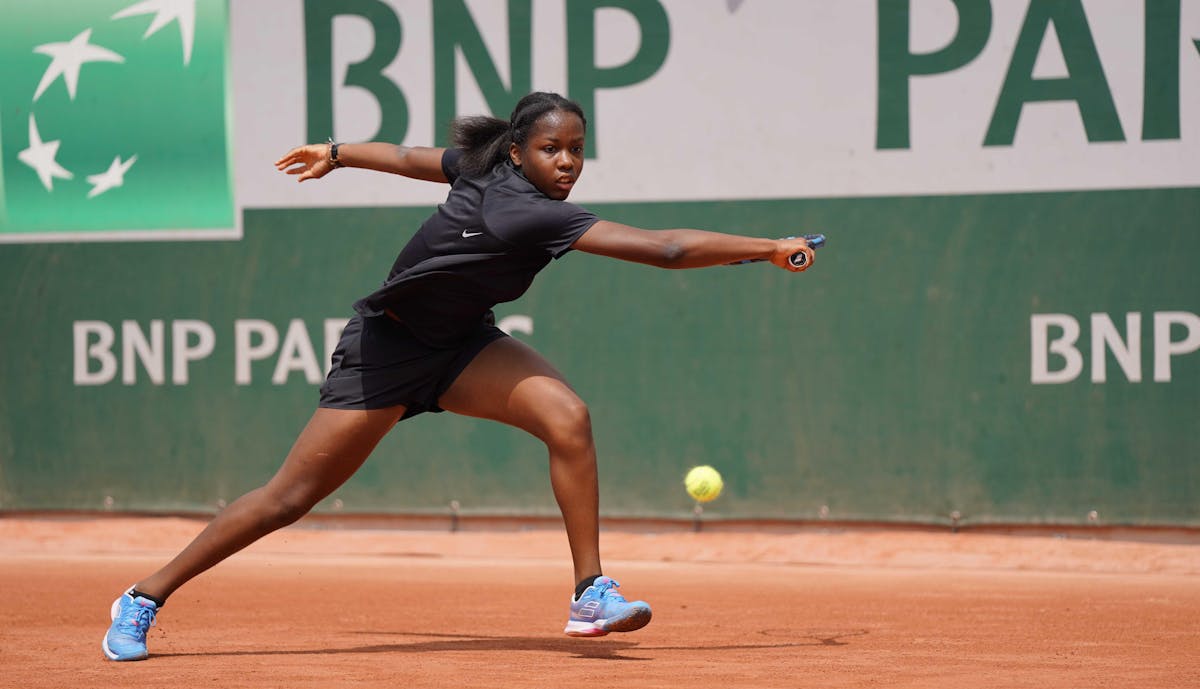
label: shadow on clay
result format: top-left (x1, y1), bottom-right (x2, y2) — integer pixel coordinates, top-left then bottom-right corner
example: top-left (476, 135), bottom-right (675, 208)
top-left (151, 629), bottom-right (869, 661)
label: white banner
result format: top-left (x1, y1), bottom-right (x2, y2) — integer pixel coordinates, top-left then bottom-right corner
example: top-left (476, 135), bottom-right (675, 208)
top-left (231, 0), bottom-right (1200, 210)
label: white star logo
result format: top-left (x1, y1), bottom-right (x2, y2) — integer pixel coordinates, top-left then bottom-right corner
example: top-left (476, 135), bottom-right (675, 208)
top-left (113, 0), bottom-right (197, 66)
top-left (86, 155), bottom-right (139, 198)
top-left (18, 115), bottom-right (74, 191)
top-left (32, 29), bottom-right (125, 101)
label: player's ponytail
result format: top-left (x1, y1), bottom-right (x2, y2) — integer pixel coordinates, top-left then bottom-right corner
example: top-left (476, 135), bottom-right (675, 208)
top-left (450, 92), bottom-right (587, 178)
top-left (449, 115), bottom-right (510, 178)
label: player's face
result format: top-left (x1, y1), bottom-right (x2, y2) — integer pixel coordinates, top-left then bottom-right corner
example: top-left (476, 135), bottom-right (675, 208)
top-left (511, 110), bottom-right (586, 200)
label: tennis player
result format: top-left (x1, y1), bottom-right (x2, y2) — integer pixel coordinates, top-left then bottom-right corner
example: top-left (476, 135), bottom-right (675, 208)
top-left (102, 91), bottom-right (816, 661)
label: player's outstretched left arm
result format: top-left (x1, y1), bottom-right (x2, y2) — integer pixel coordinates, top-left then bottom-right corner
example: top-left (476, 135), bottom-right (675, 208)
top-left (572, 221), bottom-right (815, 272)
top-left (275, 142), bottom-right (449, 183)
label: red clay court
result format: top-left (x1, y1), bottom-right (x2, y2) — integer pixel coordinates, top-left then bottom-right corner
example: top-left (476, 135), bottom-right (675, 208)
top-left (2, 516), bottom-right (1197, 689)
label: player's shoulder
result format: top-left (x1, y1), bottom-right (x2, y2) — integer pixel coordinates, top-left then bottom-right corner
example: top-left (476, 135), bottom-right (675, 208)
top-left (482, 190), bottom-right (578, 245)
top-left (483, 167), bottom-right (557, 212)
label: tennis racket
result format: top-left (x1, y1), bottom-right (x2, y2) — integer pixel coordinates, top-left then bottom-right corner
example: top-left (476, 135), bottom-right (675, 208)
top-left (730, 233), bottom-right (825, 267)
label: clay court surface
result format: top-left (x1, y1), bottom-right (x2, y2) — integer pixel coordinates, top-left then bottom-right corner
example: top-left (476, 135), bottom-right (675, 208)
top-left (2, 517), bottom-right (1198, 689)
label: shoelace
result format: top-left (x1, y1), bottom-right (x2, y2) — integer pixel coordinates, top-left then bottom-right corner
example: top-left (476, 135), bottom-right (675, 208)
top-left (118, 601), bottom-right (157, 639)
top-left (595, 579), bottom-right (627, 602)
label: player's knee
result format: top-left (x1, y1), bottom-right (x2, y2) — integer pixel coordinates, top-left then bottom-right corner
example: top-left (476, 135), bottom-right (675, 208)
top-left (541, 398), bottom-right (593, 454)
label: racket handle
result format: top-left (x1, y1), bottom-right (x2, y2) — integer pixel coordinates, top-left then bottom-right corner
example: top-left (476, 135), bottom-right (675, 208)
top-left (727, 233), bottom-right (826, 266)
top-left (788, 234), bottom-right (825, 268)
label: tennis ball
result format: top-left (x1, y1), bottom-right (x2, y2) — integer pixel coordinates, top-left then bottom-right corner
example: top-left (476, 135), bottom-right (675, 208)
top-left (684, 465), bottom-right (723, 503)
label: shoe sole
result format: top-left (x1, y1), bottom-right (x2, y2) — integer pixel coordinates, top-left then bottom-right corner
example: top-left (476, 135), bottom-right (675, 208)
top-left (564, 606), bottom-right (652, 637)
top-left (564, 622), bottom-right (609, 637)
top-left (601, 606), bottom-right (652, 633)
top-left (101, 634), bottom-right (146, 661)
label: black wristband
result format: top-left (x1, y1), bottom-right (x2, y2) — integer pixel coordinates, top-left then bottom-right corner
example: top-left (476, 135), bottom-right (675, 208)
top-left (327, 138), bottom-right (343, 168)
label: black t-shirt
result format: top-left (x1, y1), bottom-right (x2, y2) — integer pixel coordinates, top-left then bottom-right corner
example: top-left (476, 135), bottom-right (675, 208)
top-left (353, 149), bottom-right (599, 347)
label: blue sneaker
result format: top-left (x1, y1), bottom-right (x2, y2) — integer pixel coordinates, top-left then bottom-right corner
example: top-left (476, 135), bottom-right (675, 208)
top-left (102, 588), bottom-right (158, 661)
top-left (564, 576), bottom-right (652, 637)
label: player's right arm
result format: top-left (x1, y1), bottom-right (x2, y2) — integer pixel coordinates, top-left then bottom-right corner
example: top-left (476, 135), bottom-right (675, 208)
top-left (274, 143), bottom-right (450, 183)
top-left (573, 221), bottom-right (815, 272)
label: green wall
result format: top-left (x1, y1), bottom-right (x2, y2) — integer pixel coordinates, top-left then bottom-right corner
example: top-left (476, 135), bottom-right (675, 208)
top-left (1, 188), bottom-right (1198, 524)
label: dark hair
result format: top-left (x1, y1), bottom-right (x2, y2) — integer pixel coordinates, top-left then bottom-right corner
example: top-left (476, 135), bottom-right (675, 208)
top-left (449, 92), bottom-right (587, 178)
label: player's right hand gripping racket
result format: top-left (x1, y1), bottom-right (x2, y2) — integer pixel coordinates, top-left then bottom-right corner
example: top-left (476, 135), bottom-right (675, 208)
top-left (787, 233), bottom-right (825, 268)
top-left (730, 233), bottom-right (825, 267)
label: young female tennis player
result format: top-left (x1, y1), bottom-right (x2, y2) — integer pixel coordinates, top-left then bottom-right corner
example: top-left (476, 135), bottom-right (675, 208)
top-left (102, 92), bottom-right (816, 661)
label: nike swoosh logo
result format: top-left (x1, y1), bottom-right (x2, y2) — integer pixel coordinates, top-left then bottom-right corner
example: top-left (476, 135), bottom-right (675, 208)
top-left (462, 230), bottom-right (483, 238)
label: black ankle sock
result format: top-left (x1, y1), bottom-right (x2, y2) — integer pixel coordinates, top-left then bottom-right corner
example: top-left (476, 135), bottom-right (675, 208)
top-left (574, 575), bottom-right (602, 600)
top-left (129, 589), bottom-right (165, 608)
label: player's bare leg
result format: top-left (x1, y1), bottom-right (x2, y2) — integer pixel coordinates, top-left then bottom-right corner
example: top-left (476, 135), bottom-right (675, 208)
top-left (439, 337), bottom-right (651, 636)
top-left (439, 336), bottom-right (601, 583)
top-left (104, 405), bottom-right (406, 660)
top-left (133, 405), bottom-right (407, 601)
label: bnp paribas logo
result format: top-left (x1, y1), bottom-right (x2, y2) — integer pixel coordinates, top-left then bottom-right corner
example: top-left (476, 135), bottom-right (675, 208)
top-left (0, 0), bottom-right (233, 242)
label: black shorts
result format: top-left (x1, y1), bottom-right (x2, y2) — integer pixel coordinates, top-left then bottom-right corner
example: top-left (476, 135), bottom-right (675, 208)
top-left (319, 313), bottom-right (508, 419)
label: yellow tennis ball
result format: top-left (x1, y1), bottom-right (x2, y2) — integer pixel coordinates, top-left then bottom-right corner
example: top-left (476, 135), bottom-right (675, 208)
top-left (685, 465), bottom-right (723, 503)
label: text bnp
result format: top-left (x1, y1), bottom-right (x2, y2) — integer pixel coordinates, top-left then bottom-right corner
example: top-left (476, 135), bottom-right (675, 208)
top-left (305, 0), bottom-right (670, 158)
top-left (1031, 312), bottom-right (1200, 384)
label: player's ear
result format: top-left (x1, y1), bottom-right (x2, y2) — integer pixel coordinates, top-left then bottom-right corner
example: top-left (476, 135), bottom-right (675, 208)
top-left (509, 142), bottom-right (522, 167)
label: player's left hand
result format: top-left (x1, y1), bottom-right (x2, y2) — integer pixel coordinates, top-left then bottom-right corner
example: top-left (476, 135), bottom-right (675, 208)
top-left (770, 236), bottom-right (815, 272)
top-left (274, 144), bottom-right (336, 182)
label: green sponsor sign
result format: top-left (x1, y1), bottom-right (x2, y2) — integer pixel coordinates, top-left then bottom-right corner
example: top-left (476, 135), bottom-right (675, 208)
top-left (0, 0), bottom-right (233, 241)
top-left (1, 190), bottom-right (1197, 525)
